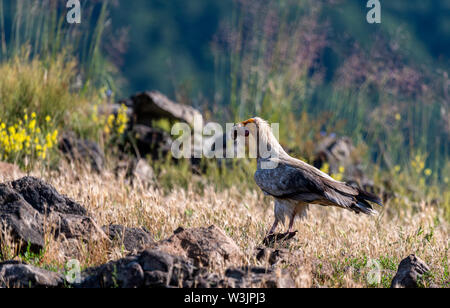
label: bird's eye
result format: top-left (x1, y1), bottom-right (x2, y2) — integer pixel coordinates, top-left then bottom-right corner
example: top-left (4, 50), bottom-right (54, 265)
top-left (245, 129), bottom-right (250, 137)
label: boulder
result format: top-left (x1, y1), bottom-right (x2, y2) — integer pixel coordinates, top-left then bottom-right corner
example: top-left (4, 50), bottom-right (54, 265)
top-left (391, 255), bottom-right (430, 288)
top-left (59, 132), bottom-right (105, 172)
top-left (126, 91), bottom-right (202, 128)
top-left (0, 261), bottom-right (64, 288)
top-left (78, 249), bottom-right (197, 288)
top-left (313, 136), bottom-right (357, 175)
top-left (154, 225), bottom-right (243, 267)
top-left (0, 177), bottom-right (106, 253)
top-left (224, 266), bottom-right (294, 288)
top-left (313, 135), bottom-right (374, 189)
top-left (127, 125), bottom-right (172, 159)
top-left (102, 225), bottom-right (154, 253)
top-left (78, 248), bottom-right (292, 289)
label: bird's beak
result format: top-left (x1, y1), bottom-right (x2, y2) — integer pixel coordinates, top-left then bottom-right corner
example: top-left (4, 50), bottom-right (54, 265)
top-left (232, 122), bottom-right (251, 140)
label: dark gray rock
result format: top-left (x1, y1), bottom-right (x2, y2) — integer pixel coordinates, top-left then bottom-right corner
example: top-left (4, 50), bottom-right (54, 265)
top-left (77, 248), bottom-right (292, 289)
top-left (312, 135), bottom-right (374, 189)
top-left (139, 249), bottom-right (197, 288)
top-left (127, 91), bottom-right (202, 128)
top-left (224, 266), bottom-right (294, 288)
top-left (155, 225), bottom-right (243, 267)
top-left (59, 132), bottom-right (105, 172)
top-left (256, 247), bottom-right (303, 266)
top-left (103, 225), bottom-right (154, 253)
top-left (0, 261), bottom-right (64, 288)
top-left (78, 249), bottom-right (197, 288)
top-left (0, 177), bottom-right (106, 253)
top-left (391, 255), bottom-right (430, 288)
top-left (127, 125), bottom-right (172, 159)
top-left (10, 176), bottom-right (87, 216)
top-left (79, 255), bottom-right (143, 288)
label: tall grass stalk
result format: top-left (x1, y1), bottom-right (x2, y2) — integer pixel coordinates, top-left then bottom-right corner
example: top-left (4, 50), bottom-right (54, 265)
top-left (0, 0), bottom-right (114, 92)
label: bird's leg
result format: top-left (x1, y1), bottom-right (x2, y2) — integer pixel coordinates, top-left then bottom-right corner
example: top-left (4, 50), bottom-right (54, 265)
top-left (262, 219), bottom-right (279, 246)
top-left (268, 219), bottom-right (279, 235)
top-left (283, 214), bottom-right (298, 240)
top-left (287, 214), bottom-right (296, 233)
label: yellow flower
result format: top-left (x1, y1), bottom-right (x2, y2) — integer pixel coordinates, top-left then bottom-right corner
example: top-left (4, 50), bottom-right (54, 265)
top-left (45, 115), bottom-right (51, 123)
top-left (31, 112), bottom-right (36, 119)
top-left (339, 166), bottom-right (345, 174)
top-left (394, 165), bottom-right (401, 173)
top-left (320, 163), bottom-right (330, 174)
top-left (28, 119), bottom-right (36, 131)
top-left (424, 169), bottom-right (432, 177)
top-left (332, 173), bottom-right (344, 182)
top-left (395, 113), bottom-right (402, 121)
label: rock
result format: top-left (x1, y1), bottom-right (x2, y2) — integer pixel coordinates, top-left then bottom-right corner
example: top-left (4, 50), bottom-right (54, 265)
top-left (155, 225), bottom-right (243, 267)
top-left (78, 249), bottom-right (198, 288)
top-left (102, 225), bottom-right (154, 253)
top-left (0, 261), bottom-right (64, 288)
top-left (59, 132), bottom-right (105, 172)
top-left (126, 91), bottom-right (202, 128)
top-left (224, 266), bottom-right (294, 288)
top-left (256, 247), bottom-right (303, 266)
top-left (9, 177), bottom-right (87, 216)
top-left (131, 159), bottom-right (155, 183)
top-left (79, 255), bottom-right (145, 288)
top-left (391, 255), bottom-right (430, 288)
top-left (127, 125), bottom-right (172, 160)
top-left (313, 135), bottom-right (371, 186)
top-left (0, 177), bottom-right (106, 253)
top-left (78, 248), bottom-right (292, 289)
top-left (262, 231), bottom-right (298, 247)
top-left (0, 162), bottom-right (24, 181)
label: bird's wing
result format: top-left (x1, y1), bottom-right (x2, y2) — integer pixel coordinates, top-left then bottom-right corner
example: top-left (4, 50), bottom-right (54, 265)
top-left (255, 158), bottom-right (381, 214)
top-left (255, 161), bottom-right (325, 198)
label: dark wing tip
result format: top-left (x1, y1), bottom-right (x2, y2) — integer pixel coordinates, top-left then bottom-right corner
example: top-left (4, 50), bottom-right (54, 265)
top-left (357, 188), bottom-right (384, 207)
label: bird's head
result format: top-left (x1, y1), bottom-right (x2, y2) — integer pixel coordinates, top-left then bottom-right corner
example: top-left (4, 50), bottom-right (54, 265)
top-left (232, 117), bottom-right (265, 140)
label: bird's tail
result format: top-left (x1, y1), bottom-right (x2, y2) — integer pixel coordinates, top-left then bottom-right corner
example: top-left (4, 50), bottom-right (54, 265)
top-left (351, 188), bottom-right (383, 215)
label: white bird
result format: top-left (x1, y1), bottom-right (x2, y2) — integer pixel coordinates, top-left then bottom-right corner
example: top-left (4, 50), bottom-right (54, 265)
top-left (233, 117), bottom-right (383, 242)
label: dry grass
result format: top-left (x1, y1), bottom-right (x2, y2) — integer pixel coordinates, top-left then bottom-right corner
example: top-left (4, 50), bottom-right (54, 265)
top-left (1, 163), bottom-right (449, 288)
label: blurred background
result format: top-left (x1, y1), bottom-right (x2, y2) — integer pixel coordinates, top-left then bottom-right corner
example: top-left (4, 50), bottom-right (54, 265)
top-left (0, 0), bottom-right (448, 211)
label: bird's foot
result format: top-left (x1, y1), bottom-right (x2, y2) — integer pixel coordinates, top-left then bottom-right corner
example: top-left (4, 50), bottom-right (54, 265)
top-left (262, 231), bottom-right (298, 247)
top-left (282, 231), bottom-right (298, 241)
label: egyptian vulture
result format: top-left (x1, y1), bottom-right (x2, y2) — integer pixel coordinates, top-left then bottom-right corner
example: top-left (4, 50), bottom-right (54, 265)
top-left (233, 117), bottom-right (383, 240)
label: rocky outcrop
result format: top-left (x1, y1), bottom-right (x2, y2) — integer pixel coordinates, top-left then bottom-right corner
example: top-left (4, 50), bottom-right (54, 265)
top-left (77, 248), bottom-right (293, 288)
top-left (103, 225), bottom-right (154, 253)
top-left (124, 91), bottom-right (203, 128)
top-left (0, 177), bottom-right (106, 253)
top-left (76, 225), bottom-right (291, 288)
top-left (312, 135), bottom-right (374, 189)
top-left (59, 132), bottom-right (105, 172)
top-left (223, 266), bottom-right (294, 288)
top-left (126, 125), bottom-right (172, 159)
top-left (0, 261), bottom-right (64, 288)
top-left (154, 226), bottom-right (243, 267)
top-left (391, 255), bottom-right (430, 288)
top-left (78, 249), bottom-right (197, 288)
